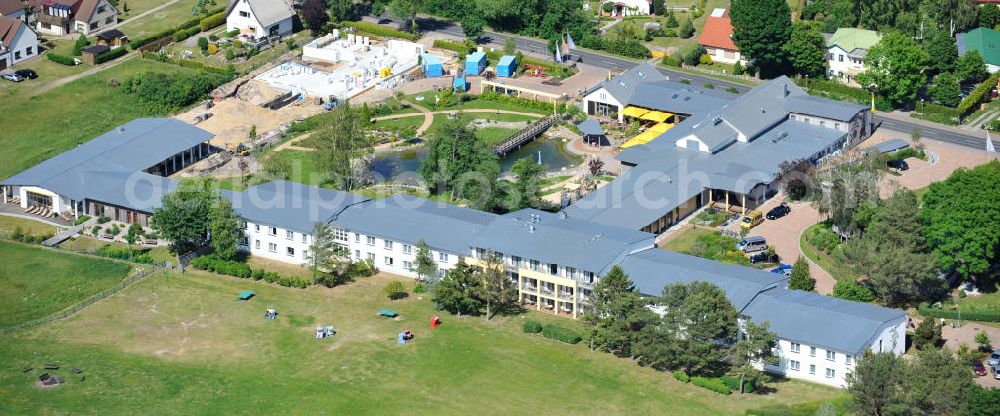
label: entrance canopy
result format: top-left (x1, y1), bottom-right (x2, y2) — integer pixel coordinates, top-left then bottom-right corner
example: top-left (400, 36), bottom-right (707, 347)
top-left (639, 111), bottom-right (672, 123)
top-left (620, 123), bottom-right (673, 149)
top-left (621, 106), bottom-right (649, 119)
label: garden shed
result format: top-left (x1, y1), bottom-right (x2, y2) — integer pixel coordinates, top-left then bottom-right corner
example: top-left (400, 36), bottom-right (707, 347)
top-left (497, 55), bottom-right (517, 77)
top-left (80, 45), bottom-right (109, 65)
top-left (423, 54), bottom-right (443, 77)
top-left (465, 51), bottom-right (487, 75)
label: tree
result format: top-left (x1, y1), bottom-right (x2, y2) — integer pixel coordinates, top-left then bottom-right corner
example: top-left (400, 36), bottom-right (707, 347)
top-left (503, 37), bottom-right (516, 56)
top-left (783, 21), bottom-right (826, 76)
top-left (846, 351), bottom-right (906, 416)
top-left (928, 72), bottom-right (962, 107)
top-left (151, 179), bottom-right (213, 254)
top-left (587, 158), bottom-right (604, 176)
top-left (384, 280), bottom-right (407, 299)
top-left (829, 0), bottom-right (859, 30)
top-left (312, 102), bottom-right (373, 191)
top-left (855, 32), bottom-right (929, 107)
top-left (305, 222), bottom-right (350, 285)
top-left (592, 266), bottom-right (647, 358)
top-left (981, 5), bottom-right (1000, 29)
top-left (732, 61), bottom-right (744, 75)
top-left (970, 385), bottom-right (1000, 416)
top-left (926, 32), bottom-right (959, 75)
top-left (433, 259), bottom-right (484, 315)
top-left (652, 0), bottom-right (665, 16)
top-left (72, 34), bottom-right (90, 56)
top-left (831, 279), bottom-right (875, 302)
top-left (921, 162), bottom-right (1000, 280)
top-left (413, 239), bottom-right (437, 283)
top-left (975, 330), bottom-right (991, 351)
top-left (477, 251), bottom-right (515, 319)
top-left (508, 157), bottom-right (544, 210)
top-left (903, 347), bottom-right (974, 414)
top-left (931, 0), bottom-right (979, 36)
top-left (389, 0), bottom-right (425, 32)
top-left (302, 0), bottom-right (329, 35)
top-left (665, 11), bottom-right (678, 28)
top-left (461, 11), bottom-right (485, 39)
top-left (328, 0), bottom-right (355, 22)
top-left (419, 117), bottom-right (502, 211)
top-left (197, 36), bottom-right (209, 51)
top-left (660, 281), bottom-right (738, 376)
top-left (913, 317), bottom-right (941, 350)
top-left (730, 0), bottom-right (792, 77)
top-left (678, 18), bottom-right (694, 39)
top-left (956, 50), bottom-right (989, 84)
top-left (812, 151), bottom-right (882, 233)
top-left (788, 256), bottom-right (814, 291)
top-left (208, 197), bottom-right (241, 261)
top-left (733, 321), bottom-right (778, 394)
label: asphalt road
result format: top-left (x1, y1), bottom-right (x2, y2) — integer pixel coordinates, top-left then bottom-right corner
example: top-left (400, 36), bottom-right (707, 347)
top-left (409, 16), bottom-right (990, 151)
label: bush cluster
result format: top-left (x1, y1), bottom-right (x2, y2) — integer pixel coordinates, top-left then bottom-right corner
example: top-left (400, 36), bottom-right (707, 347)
top-left (121, 71), bottom-right (230, 113)
top-left (342, 21), bottom-right (420, 41)
top-left (199, 12), bottom-right (226, 32)
top-left (578, 35), bottom-right (651, 59)
top-left (720, 375), bottom-right (755, 393)
top-left (673, 370), bottom-right (689, 383)
top-left (795, 78), bottom-right (893, 111)
top-left (541, 324), bottom-right (582, 344)
top-left (95, 245), bottom-right (153, 264)
top-left (479, 91), bottom-right (566, 114)
top-left (690, 376), bottom-right (732, 395)
top-left (190, 256), bottom-right (310, 288)
top-left (94, 46), bottom-right (128, 64)
top-left (805, 224), bottom-right (840, 254)
top-left (47, 53), bottom-right (76, 66)
top-left (522, 320), bottom-right (543, 333)
top-left (9, 226), bottom-right (53, 244)
top-left (958, 71), bottom-right (1000, 119)
top-left (73, 215), bottom-right (92, 226)
top-left (248, 268), bottom-right (311, 288)
top-left (96, 216), bottom-right (111, 224)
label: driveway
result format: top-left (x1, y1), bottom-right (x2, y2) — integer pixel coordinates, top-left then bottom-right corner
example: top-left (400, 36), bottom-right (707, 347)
top-left (749, 199), bottom-right (836, 294)
top-left (863, 129), bottom-right (993, 197)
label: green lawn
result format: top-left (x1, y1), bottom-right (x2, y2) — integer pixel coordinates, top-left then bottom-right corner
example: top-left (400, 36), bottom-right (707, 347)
top-left (659, 226), bottom-right (752, 266)
top-left (0, 216), bottom-right (58, 239)
top-left (0, 241), bottom-right (132, 327)
top-left (0, 58), bottom-right (207, 181)
top-left (799, 223), bottom-right (859, 282)
top-left (59, 236), bottom-right (177, 266)
top-left (117, 0), bottom-right (210, 39)
top-left (0, 270), bottom-right (846, 414)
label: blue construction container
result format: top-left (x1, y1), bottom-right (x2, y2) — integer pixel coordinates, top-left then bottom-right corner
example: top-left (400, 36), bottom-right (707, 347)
top-left (465, 51), bottom-right (487, 75)
top-left (453, 75), bottom-right (467, 92)
top-left (497, 55), bottom-right (517, 77)
top-left (423, 54), bottom-right (443, 77)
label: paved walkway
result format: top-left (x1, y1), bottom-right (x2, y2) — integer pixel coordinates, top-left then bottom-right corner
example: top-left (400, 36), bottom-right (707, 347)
top-left (399, 99), bottom-right (433, 135)
top-left (750, 199), bottom-right (837, 294)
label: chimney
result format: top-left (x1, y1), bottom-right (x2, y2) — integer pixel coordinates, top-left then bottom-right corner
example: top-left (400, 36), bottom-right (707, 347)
top-left (784, 83), bottom-right (789, 96)
top-left (528, 225), bottom-right (535, 233)
top-left (559, 211), bottom-right (568, 219)
top-left (119, 127), bottom-right (126, 134)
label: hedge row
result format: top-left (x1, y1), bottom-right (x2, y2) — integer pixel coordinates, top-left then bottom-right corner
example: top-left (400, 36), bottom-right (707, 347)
top-left (958, 71), bottom-right (1000, 119)
top-left (128, 6), bottom-right (225, 50)
top-left (795, 78), bottom-right (892, 111)
top-left (94, 46), bottom-right (128, 64)
top-left (478, 91), bottom-right (564, 113)
top-left (47, 53), bottom-right (76, 66)
top-left (578, 35), bottom-right (651, 59)
top-left (199, 12), bottom-right (226, 32)
top-left (919, 302), bottom-right (1000, 322)
top-left (720, 375), bottom-right (755, 393)
top-left (342, 21), bottom-right (420, 41)
top-left (251, 268), bottom-right (310, 289)
top-left (173, 26), bottom-right (202, 43)
top-left (673, 370), bottom-right (689, 383)
top-left (541, 324), bottom-right (582, 344)
top-left (95, 245), bottom-right (153, 264)
top-left (140, 51), bottom-right (234, 76)
top-left (691, 376), bottom-right (732, 395)
top-left (190, 255), bottom-right (310, 289)
top-left (522, 320), bottom-right (542, 333)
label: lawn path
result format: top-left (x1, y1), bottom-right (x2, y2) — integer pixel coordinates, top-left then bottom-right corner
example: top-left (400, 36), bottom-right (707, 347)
top-left (110, 0), bottom-right (185, 33)
top-left (399, 99), bottom-right (433, 135)
top-left (31, 52), bottom-right (137, 96)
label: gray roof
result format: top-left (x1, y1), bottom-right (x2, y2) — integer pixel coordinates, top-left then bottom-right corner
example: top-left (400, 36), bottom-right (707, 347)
top-left (586, 62), bottom-right (732, 118)
top-left (720, 77), bottom-right (800, 140)
top-left (333, 195), bottom-right (497, 254)
top-left (226, 0), bottom-right (294, 28)
top-left (619, 248), bottom-right (788, 311)
top-left (743, 289), bottom-right (906, 355)
top-left (577, 118), bottom-right (605, 136)
top-left (868, 138), bottom-right (910, 154)
top-left (228, 180), bottom-right (370, 234)
top-left (2, 118), bottom-right (213, 210)
top-left (785, 94), bottom-right (866, 121)
top-left (471, 209), bottom-right (655, 275)
top-left (585, 62), bottom-right (666, 102)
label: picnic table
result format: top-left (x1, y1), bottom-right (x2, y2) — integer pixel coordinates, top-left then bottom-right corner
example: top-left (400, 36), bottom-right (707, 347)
top-left (238, 290), bottom-right (255, 300)
top-left (378, 308), bottom-right (398, 318)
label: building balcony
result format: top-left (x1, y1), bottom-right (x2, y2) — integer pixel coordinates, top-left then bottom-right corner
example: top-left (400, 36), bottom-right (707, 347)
top-left (521, 284), bottom-right (537, 292)
top-left (37, 14), bottom-right (70, 27)
top-left (557, 292), bottom-right (573, 301)
top-left (539, 288), bottom-right (554, 297)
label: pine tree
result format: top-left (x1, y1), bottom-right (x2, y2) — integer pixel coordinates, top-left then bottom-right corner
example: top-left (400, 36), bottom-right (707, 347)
top-left (414, 239), bottom-right (437, 283)
top-left (788, 256), bottom-right (814, 291)
top-left (208, 197), bottom-right (241, 261)
top-left (477, 250), bottom-right (516, 319)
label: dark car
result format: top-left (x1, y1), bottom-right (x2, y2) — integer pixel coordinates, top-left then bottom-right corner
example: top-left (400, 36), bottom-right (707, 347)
top-left (1, 73), bottom-right (23, 82)
top-left (766, 203), bottom-right (791, 220)
top-left (887, 158), bottom-right (909, 171)
top-left (14, 69), bottom-right (37, 79)
top-left (973, 359), bottom-right (987, 377)
top-left (749, 252), bottom-right (773, 264)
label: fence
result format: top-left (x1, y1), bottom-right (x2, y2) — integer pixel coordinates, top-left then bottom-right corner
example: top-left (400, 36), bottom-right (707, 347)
top-left (679, 65), bottom-right (757, 83)
top-left (493, 115), bottom-right (559, 155)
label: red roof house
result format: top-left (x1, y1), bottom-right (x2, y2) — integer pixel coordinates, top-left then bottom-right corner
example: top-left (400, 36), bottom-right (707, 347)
top-left (696, 8), bottom-right (746, 66)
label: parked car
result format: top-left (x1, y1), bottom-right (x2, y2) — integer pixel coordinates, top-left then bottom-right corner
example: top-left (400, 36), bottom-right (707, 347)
top-left (740, 210), bottom-right (764, 230)
top-left (770, 264), bottom-right (793, 276)
top-left (749, 252), bottom-right (773, 264)
top-left (1, 73), bottom-right (23, 82)
top-left (988, 350), bottom-right (1000, 367)
top-left (994, 364), bottom-right (1000, 380)
top-left (14, 69), bottom-right (37, 79)
top-left (973, 359), bottom-right (987, 377)
top-left (766, 203), bottom-right (791, 220)
top-left (736, 236), bottom-right (768, 253)
top-left (887, 158), bottom-right (909, 171)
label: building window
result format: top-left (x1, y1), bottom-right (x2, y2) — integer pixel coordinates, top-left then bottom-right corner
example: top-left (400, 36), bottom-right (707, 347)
top-left (566, 267), bottom-right (577, 278)
top-left (438, 252), bottom-right (449, 263)
top-left (287, 247), bottom-right (295, 256)
top-left (269, 227), bottom-right (277, 236)
top-left (384, 257), bottom-right (394, 266)
top-left (529, 260), bottom-right (540, 271)
top-left (286, 230), bottom-right (294, 240)
top-left (303, 250), bottom-right (308, 258)
top-left (826, 350), bottom-right (835, 361)
top-left (403, 244), bottom-right (412, 254)
top-left (825, 368), bottom-right (835, 379)
top-left (809, 365), bottom-right (816, 375)
top-left (97, 5), bottom-right (105, 13)
top-left (333, 228), bottom-right (348, 242)
top-left (835, 123), bottom-right (840, 130)
top-left (790, 342), bottom-right (800, 353)
top-left (846, 355), bottom-right (853, 365)
top-left (354, 249), bottom-right (360, 259)
top-left (241, 236), bottom-right (249, 246)
top-left (255, 224), bottom-right (260, 232)
top-left (838, 54), bottom-right (843, 62)
top-left (242, 221), bottom-right (248, 229)
top-left (384, 240), bottom-right (393, 250)
top-left (354, 233), bottom-right (360, 243)
top-left (268, 243), bottom-right (277, 252)
top-left (512, 256), bottom-right (522, 267)
top-left (255, 240), bottom-right (260, 249)
top-left (367, 253), bottom-right (375, 260)
top-left (302, 234), bottom-right (307, 243)
top-left (105, 16), bottom-right (113, 24)
top-left (548, 263), bottom-right (558, 275)
top-left (366, 236), bottom-right (375, 246)
top-left (809, 346), bottom-right (816, 357)
top-left (14, 51), bottom-right (20, 59)
top-left (819, 120), bottom-right (826, 127)
top-left (26, 47), bottom-right (33, 56)
top-left (239, 11), bottom-right (250, 18)
top-left (403, 260), bottom-right (412, 270)
top-left (790, 360), bottom-right (800, 371)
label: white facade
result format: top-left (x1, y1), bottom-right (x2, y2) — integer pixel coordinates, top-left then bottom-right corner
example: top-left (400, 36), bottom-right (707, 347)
top-left (827, 45), bottom-right (866, 86)
top-left (226, 0), bottom-right (294, 40)
top-left (2, 20), bottom-right (38, 66)
top-left (763, 319), bottom-right (906, 388)
top-left (582, 87), bottom-right (626, 121)
top-left (604, 0), bottom-right (652, 16)
top-left (704, 46), bottom-right (746, 66)
top-left (241, 220), bottom-right (314, 265)
top-left (16, 186), bottom-right (74, 214)
top-left (77, 0), bottom-right (117, 35)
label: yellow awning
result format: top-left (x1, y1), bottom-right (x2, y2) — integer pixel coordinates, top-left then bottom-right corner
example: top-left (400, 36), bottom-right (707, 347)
top-left (648, 122), bottom-right (673, 133)
top-left (639, 111), bottom-right (672, 123)
top-left (621, 106), bottom-right (649, 118)
top-left (620, 129), bottom-right (663, 149)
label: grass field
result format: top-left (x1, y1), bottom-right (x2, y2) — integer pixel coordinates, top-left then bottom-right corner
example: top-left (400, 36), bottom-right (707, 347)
top-left (117, 0), bottom-right (211, 39)
top-left (799, 224), bottom-right (858, 282)
top-left (0, 269), bottom-right (846, 414)
top-left (660, 226), bottom-right (752, 266)
top-left (0, 216), bottom-right (58, 239)
top-left (60, 236), bottom-right (177, 266)
top-left (0, 58), bottom-right (209, 181)
top-left (0, 241), bottom-right (132, 328)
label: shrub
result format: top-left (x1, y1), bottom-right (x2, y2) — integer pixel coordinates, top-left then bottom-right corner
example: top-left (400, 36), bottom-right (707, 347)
top-left (522, 320), bottom-right (543, 333)
top-left (207, 43), bottom-right (218, 55)
top-left (97, 216), bottom-right (111, 224)
top-left (91, 225), bottom-right (101, 236)
top-left (199, 11), bottom-right (226, 32)
top-left (342, 21), bottom-right (420, 41)
top-left (720, 375), bottom-right (755, 393)
top-left (725, 87), bottom-right (739, 94)
top-left (578, 34), bottom-right (651, 59)
top-left (795, 78), bottom-right (893, 111)
top-left (958, 70), bottom-right (1000, 119)
top-left (251, 269), bottom-right (265, 281)
top-left (413, 283), bottom-right (425, 293)
top-left (47, 53), bottom-right (76, 66)
top-left (73, 215), bottom-right (92, 225)
top-left (96, 245), bottom-right (154, 263)
top-left (673, 370), bottom-right (689, 383)
top-left (172, 26), bottom-right (201, 43)
top-left (224, 29), bottom-right (240, 38)
top-left (189, 255), bottom-right (251, 278)
top-left (225, 48), bottom-right (235, 60)
top-left (479, 91), bottom-right (566, 113)
top-left (197, 37), bottom-right (209, 50)
top-left (691, 376), bottom-right (732, 395)
top-left (660, 54), bottom-right (682, 67)
top-left (698, 53), bottom-right (713, 65)
top-left (832, 280), bottom-right (876, 302)
top-left (121, 71), bottom-right (230, 113)
top-left (920, 302), bottom-right (1000, 322)
top-left (384, 280), bottom-right (406, 300)
top-left (94, 46), bottom-right (128, 64)
top-left (541, 324), bottom-right (582, 344)
top-left (264, 271), bottom-right (279, 283)
top-left (10, 225), bottom-right (24, 241)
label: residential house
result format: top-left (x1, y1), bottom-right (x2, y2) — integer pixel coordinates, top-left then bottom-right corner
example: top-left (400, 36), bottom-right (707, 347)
top-left (698, 8), bottom-right (746, 66)
top-left (603, 0), bottom-right (652, 17)
top-left (0, 14), bottom-right (37, 68)
top-left (0, 0), bottom-right (26, 21)
top-left (957, 27), bottom-right (1000, 73)
top-left (224, 0), bottom-right (294, 42)
top-left (34, 0), bottom-right (117, 36)
top-left (826, 28), bottom-right (881, 86)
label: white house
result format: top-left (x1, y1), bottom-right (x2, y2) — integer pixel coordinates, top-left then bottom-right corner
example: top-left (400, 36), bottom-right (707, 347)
top-left (225, 0), bottom-right (294, 41)
top-left (602, 0), bottom-right (652, 17)
top-left (34, 0), bottom-right (118, 36)
top-left (826, 28), bottom-right (881, 86)
top-left (0, 14), bottom-right (38, 68)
